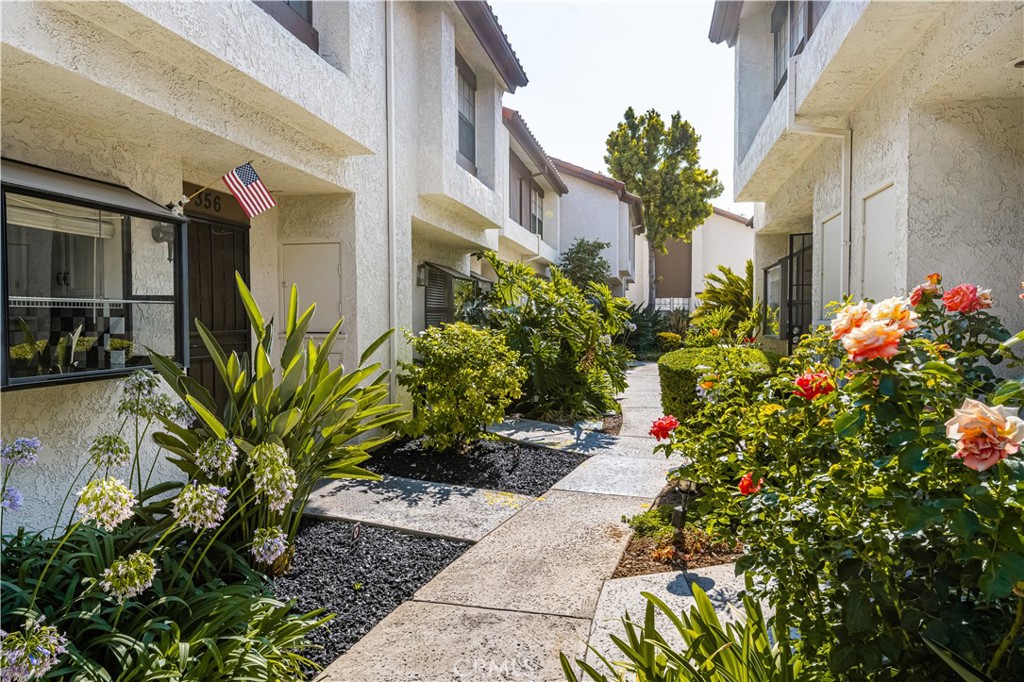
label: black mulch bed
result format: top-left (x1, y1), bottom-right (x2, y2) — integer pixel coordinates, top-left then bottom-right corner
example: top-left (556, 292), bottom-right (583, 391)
top-left (271, 519), bottom-right (469, 674)
top-left (365, 437), bottom-right (589, 497)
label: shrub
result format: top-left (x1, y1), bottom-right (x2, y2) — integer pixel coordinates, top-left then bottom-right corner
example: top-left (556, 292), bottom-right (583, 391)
top-left (657, 331), bottom-right (683, 352)
top-left (689, 260), bottom-right (759, 338)
top-left (657, 345), bottom-right (779, 423)
top-left (149, 275), bottom-right (407, 571)
top-left (558, 237), bottom-right (612, 289)
top-left (560, 578), bottom-right (822, 681)
top-left (656, 275), bottom-right (1024, 680)
top-left (462, 252), bottom-right (632, 422)
top-left (618, 303), bottom-right (666, 356)
top-left (396, 322), bottom-right (526, 452)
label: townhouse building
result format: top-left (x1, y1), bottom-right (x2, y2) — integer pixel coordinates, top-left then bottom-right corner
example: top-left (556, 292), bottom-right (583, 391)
top-left (551, 158), bottom-right (647, 304)
top-left (0, 0), bottom-right (648, 534)
top-left (655, 206), bottom-right (753, 312)
top-left (710, 0), bottom-right (1023, 354)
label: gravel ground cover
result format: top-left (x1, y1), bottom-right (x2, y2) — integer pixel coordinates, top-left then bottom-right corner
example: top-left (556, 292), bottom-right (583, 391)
top-left (272, 519), bottom-right (469, 674)
top-left (366, 437), bottom-right (588, 496)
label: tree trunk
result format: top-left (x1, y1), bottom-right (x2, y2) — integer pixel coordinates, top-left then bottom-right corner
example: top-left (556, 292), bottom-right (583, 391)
top-left (646, 243), bottom-right (657, 312)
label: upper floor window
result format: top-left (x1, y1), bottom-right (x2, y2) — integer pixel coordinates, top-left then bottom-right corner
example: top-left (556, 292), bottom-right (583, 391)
top-left (456, 51), bottom-right (477, 174)
top-left (772, 2), bottom-right (789, 94)
top-left (772, 1), bottom-right (829, 97)
top-left (529, 183), bottom-right (544, 236)
top-left (254, 1), bottom-right (319, 52)
top-left (2, 161), bottom-right (186, 389)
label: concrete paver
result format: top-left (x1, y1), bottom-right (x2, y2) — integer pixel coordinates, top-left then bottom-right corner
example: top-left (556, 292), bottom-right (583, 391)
top-left (489, 419), bottom-right (663, 459)
top-left (414, 490), bottom-right (652, 619)
top-left (316, 601), bottom-right (589, 682)
top-left (552, 454), bottom-right (672, 498)
top-left (305, 476), bottom-right (532, 543)
top-left (618, 362), bottom-right (663, 439)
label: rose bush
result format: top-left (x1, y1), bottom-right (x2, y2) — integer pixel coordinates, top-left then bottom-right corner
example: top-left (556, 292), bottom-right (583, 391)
top-left (657, 275), bottom-right (1024, 680)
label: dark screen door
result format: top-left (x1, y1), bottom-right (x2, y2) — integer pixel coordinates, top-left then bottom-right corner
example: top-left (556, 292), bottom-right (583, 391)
top-left (187, 219), bottom-right (250, 408)
top-left (786, 233), bottom-right (813, 353)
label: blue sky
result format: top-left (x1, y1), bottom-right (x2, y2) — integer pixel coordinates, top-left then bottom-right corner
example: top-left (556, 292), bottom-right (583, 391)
top-left (492, 0), bottom-right (751, 217)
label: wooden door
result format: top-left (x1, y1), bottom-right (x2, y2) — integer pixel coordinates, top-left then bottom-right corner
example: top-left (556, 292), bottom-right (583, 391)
top-left (187, 219), bottom-right (250, 408)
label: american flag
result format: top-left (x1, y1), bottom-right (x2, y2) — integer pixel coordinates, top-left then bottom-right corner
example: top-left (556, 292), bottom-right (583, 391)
top-left (221, 163), bottom-right (276, 217)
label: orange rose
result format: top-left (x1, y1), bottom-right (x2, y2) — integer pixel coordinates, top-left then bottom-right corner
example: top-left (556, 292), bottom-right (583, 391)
top-left (840, 320), bottom-right (903, 362)
top-left (870, 297), bottom-right (919, 332)
top-left (830, 302), bottom-right (871, 340)
top-left (945, 399), bottom-right (1024, 471)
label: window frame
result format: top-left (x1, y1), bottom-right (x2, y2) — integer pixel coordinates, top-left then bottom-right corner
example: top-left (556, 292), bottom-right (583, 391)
top-left (1, 178), bottom-right (189, 391)
top-left (763, 260), bottom-right (786, 340)
top-left (455, 50), bottom-right (478, 175)
top-left (253, 1), bottom-right (319, 52)
top-left (528, 182), bottom-right (544, 236)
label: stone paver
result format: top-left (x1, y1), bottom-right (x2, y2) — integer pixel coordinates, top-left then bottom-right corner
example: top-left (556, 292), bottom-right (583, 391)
top-left (683, 562), bottom-right (747, 620)
top-left (618, 362), bottom-right (662, 439)
top-left (489, 419), bottom-right (663, 459)
top-left (415, 490), bottom-right (653, 619)
top-left (317, 601), bottom-right (589, 682)
top-left (305, 476), bottom-right (532, 543)
top-left (553, 454), bottom-right (672, 498)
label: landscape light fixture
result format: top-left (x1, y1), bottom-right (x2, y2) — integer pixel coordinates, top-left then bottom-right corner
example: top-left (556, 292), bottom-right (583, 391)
top-left (671, 478), bottom-right (699, 529)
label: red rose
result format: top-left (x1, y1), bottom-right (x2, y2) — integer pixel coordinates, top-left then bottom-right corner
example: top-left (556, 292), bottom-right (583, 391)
top-left (793, 370), bottom-right (834, 400)
top-left (942, 283), bottom-right (992, 313)
top-left (738, 472), bottom-right (763, 495)
top-left (649, 415), bottom-right (680, 441)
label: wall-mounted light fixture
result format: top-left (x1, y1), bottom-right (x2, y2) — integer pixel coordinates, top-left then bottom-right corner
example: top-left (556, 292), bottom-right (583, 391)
top-left (416, 263), bottom-right (427, 287)
top-left (151, 223), bottom-right (176, 262)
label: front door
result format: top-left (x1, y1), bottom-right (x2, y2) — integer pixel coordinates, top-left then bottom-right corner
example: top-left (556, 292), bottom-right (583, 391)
top-left (785, 233), bottom-right (812, 353)
top-left (186, 218), bottom-right (250, 408)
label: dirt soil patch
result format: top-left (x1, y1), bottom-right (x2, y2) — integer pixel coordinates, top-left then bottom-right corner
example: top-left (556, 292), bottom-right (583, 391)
top-left (366, 437), bottom-right (588, 497)
top-left (601, 413), bottom-right (623, 435)
top-left (271, 519), bottom-right (469, 676)
top-left (613, 488), bottom-right (744, 579)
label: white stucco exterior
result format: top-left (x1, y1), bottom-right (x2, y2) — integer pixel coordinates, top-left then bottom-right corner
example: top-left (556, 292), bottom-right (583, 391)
top-left (690, 210), bottom-right (754, 300)
top-left (714, 0), bottom-right (1024, 353)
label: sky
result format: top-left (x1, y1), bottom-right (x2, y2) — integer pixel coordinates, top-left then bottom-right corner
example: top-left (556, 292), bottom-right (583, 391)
top-left (491, 0), bottom-right (752, 218)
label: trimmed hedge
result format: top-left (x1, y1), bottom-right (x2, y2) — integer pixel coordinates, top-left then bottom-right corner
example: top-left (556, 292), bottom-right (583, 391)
top-left (658, 345), bottom-right (781, 421)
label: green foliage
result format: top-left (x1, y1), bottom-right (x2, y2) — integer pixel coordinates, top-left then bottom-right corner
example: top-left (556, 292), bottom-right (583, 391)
top-left (657, 346), bottom-right (780, 423)
top-left (657, 280), bottom-right (1024, 680)
top-left (623, 505), bottom-right (676, 545)
top-left (1, 521), bottom-right (327, 680)
top-left (664, 308), bottom-right (690, 337)
top-left (462, 252), bottom-right (632, 422)
top-left (149, 274), bottom-right (407, 569)
top-left (605, 106), bottom-right (724, 306)
top-left (605, 107), bottom-right (723, 252)
top-left (396, 322), bottom-right (526, 452)
top-left (619, 303), bottom-right (668, 356)
top-left (561, 579), bottom-right (824, 681)
top-left (690, 261), bottom-right (759, 339)
top-left (658, 332), bottom-right (683, 352)
top-left (558, 237), bottom-right (612, 289)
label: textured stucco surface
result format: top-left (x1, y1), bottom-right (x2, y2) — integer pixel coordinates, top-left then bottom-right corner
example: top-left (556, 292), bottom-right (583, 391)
top-left (738, 1), bottom-right (1024, 345)
top-left (690, 213), bottom-right (754, 298)
top-left (559, 175), bottom-right (627, 288)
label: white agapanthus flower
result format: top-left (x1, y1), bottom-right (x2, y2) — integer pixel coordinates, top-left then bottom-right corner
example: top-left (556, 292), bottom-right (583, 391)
top-left (172, 482), bottom-right (228, 532)
top-left (76, 477), bottom-right (136, 531)
top-left (99, 551), bottom-right (157, 603)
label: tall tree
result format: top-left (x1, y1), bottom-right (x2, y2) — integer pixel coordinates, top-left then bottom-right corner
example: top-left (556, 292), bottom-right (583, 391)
top-left (605, 107), bottom-right (724, 309)
top-left (558, 237), bottom-right (612, 289)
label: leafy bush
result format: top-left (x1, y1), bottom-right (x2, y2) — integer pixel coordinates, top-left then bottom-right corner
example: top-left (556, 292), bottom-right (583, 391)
top-left (396, 322), bottom-right (526, 452)
top-left (617, 303), bottom-right (666, 356)
top-left (558, 237), bottom-right (612, 289)
top-left (561, 578), bottom-right (823, 681)
top-left (657, 331), bottom-right (683, 352)
top-left (655, 276), bottom-right (1024, 680)
top-left (1, 368), bottom-right (331, 680)
top-left (658, 345), bottom-right (779, 423)
top-left (624, 505), bottom-right (677, 545)
top-left (150, 275), bottom-right (406, 572)
top-left (689, 261), bottom-right (757, 335)
top-left (664, 308), bottom-right (690, 337)
top-left (462, 252), bottom-right (632, 422)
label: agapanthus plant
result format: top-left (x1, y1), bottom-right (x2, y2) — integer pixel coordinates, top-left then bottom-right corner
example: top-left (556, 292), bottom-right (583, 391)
top-left (76, 477), bottom-right (136, 532)
top-left (248, 443), bottom-right (297, 513)
top-left (99, 550), bottom-right (157, 603)
top-left (194, 438), bottom-right (239, 477)
top-left (251, 526), bottom-right (288, 565)
top-left (0, 618), bottom-right (68, 682)
top-left (171, 482), bottom-right (228, 532)
top-left (89, 434), bottom-right (131, 469)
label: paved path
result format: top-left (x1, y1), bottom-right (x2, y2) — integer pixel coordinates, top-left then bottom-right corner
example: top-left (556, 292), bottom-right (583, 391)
top-left (316, 365), bottom-right (694, 682)
top-left (618, 362), bottom-right (663, 439)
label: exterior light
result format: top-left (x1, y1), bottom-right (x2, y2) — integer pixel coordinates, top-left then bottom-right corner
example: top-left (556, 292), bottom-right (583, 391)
top-left (671, 478), bottom-right (699, 529)
top-left (416, 263), bottom-right (427, 287)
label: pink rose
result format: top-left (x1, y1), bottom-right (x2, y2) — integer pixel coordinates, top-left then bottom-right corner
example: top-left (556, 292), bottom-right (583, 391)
top-left (945, 398), bottom-right (1024, 471)
top-left (840, 320), bottom-right (904, 362)
top-left (942, 284), bottom-right (992, 313)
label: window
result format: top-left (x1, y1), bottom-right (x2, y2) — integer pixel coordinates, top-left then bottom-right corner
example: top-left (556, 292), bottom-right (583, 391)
top-left (423, 262), bottom-right (474, 328)
top-left (456, 51), bottom-right (477, 174)
top-left (764, 262), bottom-right (783, 339)
top-left (2, 162), bottom-right (186, 388)
top-left (529, 183), bottom-right (544, 236)
top-left (771, 1), bottom-right (789, 94)
top-left (253, 1), bottom-right (319, 52)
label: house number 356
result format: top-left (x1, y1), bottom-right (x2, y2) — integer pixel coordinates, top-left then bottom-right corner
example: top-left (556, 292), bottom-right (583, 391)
top-left (194, 191), bottom-right (222, 212)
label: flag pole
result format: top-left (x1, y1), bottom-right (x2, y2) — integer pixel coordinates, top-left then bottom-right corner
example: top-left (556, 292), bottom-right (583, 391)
top-left (169, 160), bottom-right (254, 215)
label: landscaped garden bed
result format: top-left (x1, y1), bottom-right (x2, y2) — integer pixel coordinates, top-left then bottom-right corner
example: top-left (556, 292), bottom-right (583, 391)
top-left (613, 486), bottom-right (743, 579)
top-left (366, 437), bottom-right (587, 497)
top-left (271, 519), bottom-right (469, 674)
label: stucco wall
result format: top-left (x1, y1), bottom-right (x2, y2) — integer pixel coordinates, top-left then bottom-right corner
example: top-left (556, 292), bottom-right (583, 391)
top-left (691, 213), bottom-right (754, 298)
top-left (558, 176), bottom-right (623, 285)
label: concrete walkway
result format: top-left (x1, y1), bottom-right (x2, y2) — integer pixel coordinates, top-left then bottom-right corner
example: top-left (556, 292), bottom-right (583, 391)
top-left (316, 366), bottom-right (693, 681)
top-left (618, 362), bottom-right (663, 439)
